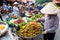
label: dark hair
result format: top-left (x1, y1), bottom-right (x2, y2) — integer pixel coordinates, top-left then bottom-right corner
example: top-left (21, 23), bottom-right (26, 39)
top-left (31, 3), bottom-right (34, 6)
top-left (48, 14), bottom-right (57, 19)
top-left (55, 3), bottom-right (60, 7)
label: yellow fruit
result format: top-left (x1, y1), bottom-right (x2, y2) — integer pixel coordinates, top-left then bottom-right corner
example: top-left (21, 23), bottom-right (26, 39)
top-left (17, 22), bottom-right (42, 37)
top-left (0, 25), bottom-right (5, 30)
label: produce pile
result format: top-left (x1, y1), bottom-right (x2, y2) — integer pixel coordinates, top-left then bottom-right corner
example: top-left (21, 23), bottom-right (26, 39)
top-left (5, 13), bottom-right (43, 38)
top-left (0, 22), bottom-right (6, 30)
top-left (17, 22), bottom-right (42, 38)
top-left (6, 14), bottom-right (43, 27)
top-left (31, 14), bottom-right (42, 20)
top-left (12, 15), bottom-right (18, 19)
top-left (14, 19), bottom-right (24, 24)
top-left (0, 25), bottom-right (5, 30)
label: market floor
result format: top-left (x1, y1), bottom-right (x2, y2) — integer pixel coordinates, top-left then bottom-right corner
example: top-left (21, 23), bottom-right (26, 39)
top-left (0, 14), bottom-right (60, 40)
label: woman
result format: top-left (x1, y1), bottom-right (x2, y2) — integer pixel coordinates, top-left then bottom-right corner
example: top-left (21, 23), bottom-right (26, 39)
top-left (36, 0), bottom-right (60, 40)
top-left (13, 2), bottom-right (20, 17)
top-left (0, 6), bottom-right (3, 21)
top-left (7, 3), bottom-right (12, 13)
top-left (2, 2), bottom-right (7, 11)
top-left (43, 14), bottom-right (59, 40)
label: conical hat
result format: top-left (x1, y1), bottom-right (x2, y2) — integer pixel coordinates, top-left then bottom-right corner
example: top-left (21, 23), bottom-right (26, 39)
top-left (13, 2), bottom-right (19, 5)
top-left (40, 2), bottom-right (60, 14)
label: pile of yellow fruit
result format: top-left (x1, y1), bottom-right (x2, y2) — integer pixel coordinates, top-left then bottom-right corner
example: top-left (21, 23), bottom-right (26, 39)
top-left (0, 25), bottom-right (5, 30)
top-left (17, 22), bottom-right (42, 38)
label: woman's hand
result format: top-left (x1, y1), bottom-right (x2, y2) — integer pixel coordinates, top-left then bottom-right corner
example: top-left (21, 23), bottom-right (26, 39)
top-left (42, 31), bottom-right (47, 34)
top-left (36, 18), bottom-right (40, 21)
top-left (32, 18), bottom-right (40, 22)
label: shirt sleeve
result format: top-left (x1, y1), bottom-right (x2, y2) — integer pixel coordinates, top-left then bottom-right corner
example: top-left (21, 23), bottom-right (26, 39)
top-left (16, 8), bottom-right (19, 12)
top-left (46, 18), bottom-right (59, 33)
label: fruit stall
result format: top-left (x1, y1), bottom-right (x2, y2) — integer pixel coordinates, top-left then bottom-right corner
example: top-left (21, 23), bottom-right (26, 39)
top-left (0, 13), bottom-right (44, 40)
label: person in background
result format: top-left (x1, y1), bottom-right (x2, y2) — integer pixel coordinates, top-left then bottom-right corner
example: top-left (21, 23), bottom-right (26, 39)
top-left (38, 4), bottom-right (44, 12)
top-left (29, 3), bottom-right (38, 14)
top-left (0, 6), bottom-right (3, 21)
top-left (29, 3), bottom-right (34, 15)
top-left (20, 6), bottom-right (26, 17)
top-left (7, 3), bottom-right (12, 13)
top-left (7, 3), bottom-right (13, 19)
top-left (2, 2), bottom-right (8, 14)
top-left (29, 3), bottom-right (35, 12)
top-left (2, 2), bottom-right (7, 11)
top-left (36, 0), bottom-right (60, 40)
top-left (25, 2), bottom-right (29, 11)
top-left (13, 2), bottom-right (20, 17)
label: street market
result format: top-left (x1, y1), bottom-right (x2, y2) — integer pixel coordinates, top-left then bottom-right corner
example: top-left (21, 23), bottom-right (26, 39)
top-left (0, 0), bottom-right (60, 40)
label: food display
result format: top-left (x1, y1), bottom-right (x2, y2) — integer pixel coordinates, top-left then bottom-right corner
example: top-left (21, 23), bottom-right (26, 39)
top-left (18, 22), bottom-right (27, 29)
top-left (0, 25), bottom-right (5, 30)
top-left (5, 13), bottom-right (43, 38)
top-left (31, 14), bottom-right (41, 20)
top-left (14, 19), bottom-right (24, 24)
top-left (12, 15), bottom-right (18, 19)
top-left (8, 18), bottom-right (24, 27)
top-left (0, 22), bottom-right (8, 36)
top-left (17, 22), bottom-right (42, 38)
top-left (1, 2), bottom-right (47, 40)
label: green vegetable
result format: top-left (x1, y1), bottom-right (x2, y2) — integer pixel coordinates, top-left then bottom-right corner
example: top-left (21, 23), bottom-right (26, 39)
top-left (31, 14), bottom-right (41, 20)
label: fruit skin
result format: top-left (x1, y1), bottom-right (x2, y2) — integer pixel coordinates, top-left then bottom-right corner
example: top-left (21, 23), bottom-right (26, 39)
top-left (17, 22), bottom-right (42, 38)
top-left (0, 25), bottom-right (5, 30)
top-left (23, 29), bottom-right (28, 33)
top-left (18, 22), bottom-right (26, 29)
top-left (14, 19), bottom-right (24, 24)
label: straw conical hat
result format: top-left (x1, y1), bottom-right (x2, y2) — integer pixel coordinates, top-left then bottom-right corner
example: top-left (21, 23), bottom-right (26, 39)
top-left (40, 2), bottom-right (60, 14)
top-left (13, 2), bottom-right (19, 5)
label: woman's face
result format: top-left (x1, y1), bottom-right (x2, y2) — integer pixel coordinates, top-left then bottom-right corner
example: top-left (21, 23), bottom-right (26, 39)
top-left (56, 3), bottom-right (60, 7)
top-left (15, 4), bottom-right (18, 6)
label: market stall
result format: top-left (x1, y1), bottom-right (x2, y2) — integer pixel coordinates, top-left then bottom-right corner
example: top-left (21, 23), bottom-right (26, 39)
top-left (0, 0), bottom-right (45, 40)
top-left (0, 13), bottom-right (44, 40)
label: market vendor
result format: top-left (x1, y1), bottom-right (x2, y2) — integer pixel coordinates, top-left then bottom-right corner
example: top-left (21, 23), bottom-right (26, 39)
top-left (13, 2), bottom-right (20, 17)
top-left (36, 0), bottom-right (60, 40)
top-left (29, 3), bottom-right (38, 14)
